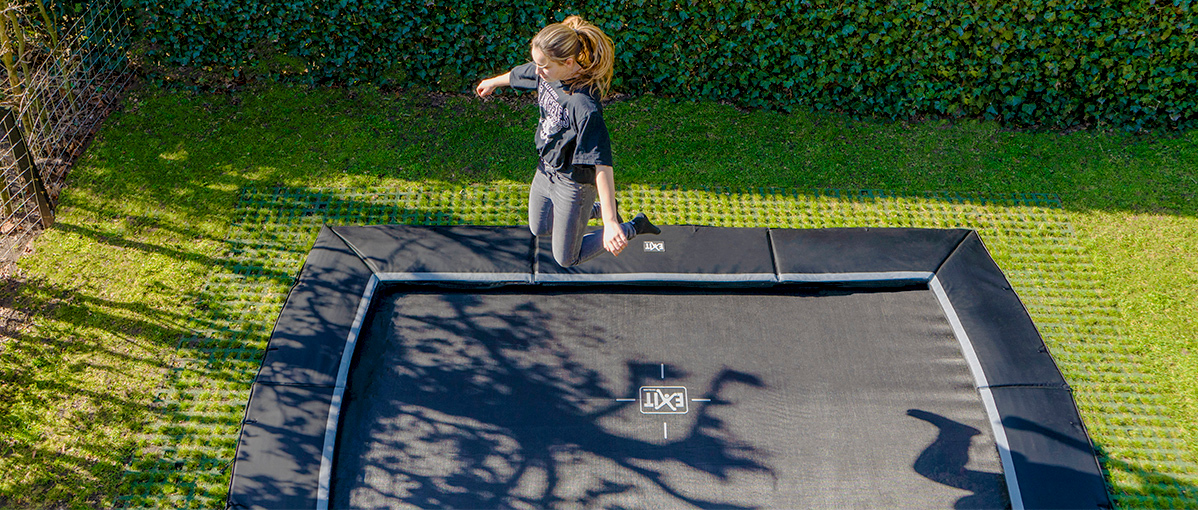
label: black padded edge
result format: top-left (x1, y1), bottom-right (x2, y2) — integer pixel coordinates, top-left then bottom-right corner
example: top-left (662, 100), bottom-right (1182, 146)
top-left (228, 384), bottom-right (334, 510)
top-left (936, 231), bottom-right (1068, 388)
top-left (332, 225), bottom-right (535, 275)
top-left (989, 387), bottom-right (1113, 509)
top-left (535, 225), bottom-right (775, 282)
top-left (255, 226), bottom-right (374, 386)
top-left (770, 227), bottom-right (971, 277)
top-left (937, 232), bottom-right (1108, 509)
top-left (231, 225), bottom-right (1110, 509)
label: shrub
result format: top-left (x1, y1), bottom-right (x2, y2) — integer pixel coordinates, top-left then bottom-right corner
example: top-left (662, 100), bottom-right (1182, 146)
top-left (125, 0), bottom-right (1198, 131)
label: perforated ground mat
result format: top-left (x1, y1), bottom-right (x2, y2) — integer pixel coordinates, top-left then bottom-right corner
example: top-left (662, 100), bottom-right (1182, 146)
top-left (116, 185), bottom-right (1197, 509)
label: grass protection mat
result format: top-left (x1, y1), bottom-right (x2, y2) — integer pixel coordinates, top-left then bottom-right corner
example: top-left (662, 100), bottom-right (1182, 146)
top-left (116, 185), bottom-right (1198, 509)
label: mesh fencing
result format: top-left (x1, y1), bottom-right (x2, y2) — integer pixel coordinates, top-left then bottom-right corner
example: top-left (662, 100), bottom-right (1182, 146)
top-left (0, 0), bottom-right (132, 276)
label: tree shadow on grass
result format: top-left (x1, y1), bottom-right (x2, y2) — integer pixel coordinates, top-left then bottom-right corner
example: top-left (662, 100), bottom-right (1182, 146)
top-left (18, 81), bottom-right (1194, 508)
top-left (50, 221), bottom-right (220, 269)
top-left (1098, 452), bottom-right (1198, 508)
top-left (0, 274), bottom-right (201, 508)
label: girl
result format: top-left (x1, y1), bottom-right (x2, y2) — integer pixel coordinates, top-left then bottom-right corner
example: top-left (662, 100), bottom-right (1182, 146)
top-left (475, 15), bottom-right (659, 267)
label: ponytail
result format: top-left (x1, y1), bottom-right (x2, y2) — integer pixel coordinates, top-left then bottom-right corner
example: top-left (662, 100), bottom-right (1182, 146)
top-left (531, 15), bottom-right (615, 98)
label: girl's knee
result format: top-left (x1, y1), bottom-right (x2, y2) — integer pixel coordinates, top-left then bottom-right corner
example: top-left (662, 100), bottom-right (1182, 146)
top-left (529, 220), bottom-right (551, 237)
top-left (553, 248), bottom-right (581, 268)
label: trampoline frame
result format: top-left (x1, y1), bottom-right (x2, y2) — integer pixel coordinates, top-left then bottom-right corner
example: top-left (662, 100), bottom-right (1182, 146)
top-left (227, 225), bottom-right (1111, 510)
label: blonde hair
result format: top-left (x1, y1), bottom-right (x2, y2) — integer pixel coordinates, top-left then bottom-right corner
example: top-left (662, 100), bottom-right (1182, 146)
top-left (531, 15), bottom-right (615, 98)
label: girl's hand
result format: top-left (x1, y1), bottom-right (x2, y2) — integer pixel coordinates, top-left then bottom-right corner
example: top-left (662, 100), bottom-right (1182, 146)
top-left (603, 220), bottom-right (627, 256)
top-left (476, 79), bottom-right (497, 98)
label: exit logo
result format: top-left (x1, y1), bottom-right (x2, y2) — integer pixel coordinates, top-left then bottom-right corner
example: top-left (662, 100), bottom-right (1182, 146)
top-left (644, 241), bottom-right (665, 252)
top-left (640, 386), bottom-right (688, 414)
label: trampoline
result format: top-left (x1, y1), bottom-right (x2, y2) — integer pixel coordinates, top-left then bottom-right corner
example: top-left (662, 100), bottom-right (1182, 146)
top-left (227, 225), bottom-right (1111, 509)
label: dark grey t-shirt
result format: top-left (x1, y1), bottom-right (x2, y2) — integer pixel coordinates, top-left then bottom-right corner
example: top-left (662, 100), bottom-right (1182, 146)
top-left (509, 62), bottom-right (612, 184)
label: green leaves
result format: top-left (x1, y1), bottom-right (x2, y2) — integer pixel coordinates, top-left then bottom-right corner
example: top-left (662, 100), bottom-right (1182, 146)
top-left (128, 0), bottom-right (1196, 131)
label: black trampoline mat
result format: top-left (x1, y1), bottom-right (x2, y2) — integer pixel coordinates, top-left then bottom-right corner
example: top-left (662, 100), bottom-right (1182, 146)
top-left (333, 286), bottom-right (1009, 509)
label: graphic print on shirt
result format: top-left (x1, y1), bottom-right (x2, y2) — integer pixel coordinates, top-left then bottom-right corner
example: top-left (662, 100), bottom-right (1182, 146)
top-left (538, 80), bottom-right (569, 143)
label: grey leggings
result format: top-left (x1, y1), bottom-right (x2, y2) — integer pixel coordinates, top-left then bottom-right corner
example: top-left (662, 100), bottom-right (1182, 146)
top-left (529, 166), bottom-right (635, 267)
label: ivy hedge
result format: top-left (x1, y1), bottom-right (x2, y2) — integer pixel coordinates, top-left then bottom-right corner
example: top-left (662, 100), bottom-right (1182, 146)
top-left (126, 0), bottom-right (1197, 131)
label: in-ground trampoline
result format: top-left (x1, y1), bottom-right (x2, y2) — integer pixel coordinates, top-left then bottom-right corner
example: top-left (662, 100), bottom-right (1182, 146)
top-left (227, 225), bottom-right (1111, 509)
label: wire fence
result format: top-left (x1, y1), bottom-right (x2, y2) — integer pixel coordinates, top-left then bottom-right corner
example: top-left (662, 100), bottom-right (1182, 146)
top-left (0, 0), bottom-right (132, 277)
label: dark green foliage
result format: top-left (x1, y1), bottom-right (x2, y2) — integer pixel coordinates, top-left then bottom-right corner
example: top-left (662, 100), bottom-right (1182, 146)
top-left (126, 0), bottom-right (1197, 131)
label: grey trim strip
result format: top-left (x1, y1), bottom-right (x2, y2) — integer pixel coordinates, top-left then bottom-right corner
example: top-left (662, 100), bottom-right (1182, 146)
top-left (930, 276), bottom-right (1024, 510)
top-left (316, 274), bottom-right (379, 510)
top-left (534, 272), bottom-right (778, 284)
top-left (376, 272), bottom-right (534, 284)
top-left (312, 268), bottom-right (1022, 509)
top-left (778, 271), bottom-right (934, 283)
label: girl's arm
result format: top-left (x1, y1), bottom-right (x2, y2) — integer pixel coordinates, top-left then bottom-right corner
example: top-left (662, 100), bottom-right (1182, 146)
top-left (476, 72), bottom-right (512, 97)
top-left (595, 164), bottom-right (627, 255)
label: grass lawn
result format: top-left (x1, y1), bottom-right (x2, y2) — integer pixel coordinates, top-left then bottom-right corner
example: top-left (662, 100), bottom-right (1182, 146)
top-left (0, 82), bottom-right (1195, 508)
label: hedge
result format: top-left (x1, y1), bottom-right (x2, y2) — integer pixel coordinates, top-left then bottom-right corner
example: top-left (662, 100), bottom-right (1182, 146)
top-left (126, 0), bottom-right (1197, 131)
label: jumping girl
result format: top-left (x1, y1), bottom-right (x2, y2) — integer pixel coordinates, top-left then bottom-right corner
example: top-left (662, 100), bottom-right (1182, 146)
top-left (475, 15), bottom-right (659, 267)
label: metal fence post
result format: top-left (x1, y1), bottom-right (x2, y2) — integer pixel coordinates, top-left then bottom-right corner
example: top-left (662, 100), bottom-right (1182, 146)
top-left (2, 106), bottom-right (53, 228)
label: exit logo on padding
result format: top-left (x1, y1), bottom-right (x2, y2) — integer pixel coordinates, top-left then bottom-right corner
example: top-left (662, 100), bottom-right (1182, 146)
top-left (644, 241), bottom-right (665, 252)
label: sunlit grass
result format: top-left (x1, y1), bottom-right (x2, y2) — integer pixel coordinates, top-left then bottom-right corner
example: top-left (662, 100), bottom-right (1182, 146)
top-left (1, 82), bottom-right (1195, 508)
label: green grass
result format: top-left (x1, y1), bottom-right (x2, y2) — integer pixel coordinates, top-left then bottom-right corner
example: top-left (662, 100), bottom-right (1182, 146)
top-left (0, 82), bottom-right (1195, 508)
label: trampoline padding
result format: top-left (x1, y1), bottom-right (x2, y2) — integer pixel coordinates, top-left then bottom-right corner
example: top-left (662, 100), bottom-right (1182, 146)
top-left (936, 232), bottom-right (1068, 388)
top-left (331, 225), bottom-right (534, 279)
top-left (990, 386), bottom-right (1112, 509)
top-left (229, 225), bottom-right (1111, 510)
top-left (256, 226), bottom-right (374, 387)
top-left (228, 384), bottom-right (333, 509)
top-left (536, 225), bottom-right (775, 283)
top-left (771, 228), bottom-right (970, 282)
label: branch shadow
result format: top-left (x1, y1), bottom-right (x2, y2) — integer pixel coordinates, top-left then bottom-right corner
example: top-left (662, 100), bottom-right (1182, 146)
top-left (906, 409), bottom-right (1009, 509)
top-left (328, 288), bottom-right (776, 509)
top-left (51, 221), bottom-right (220, 268)
top-left (0, 275), bottom-right (194, 507)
